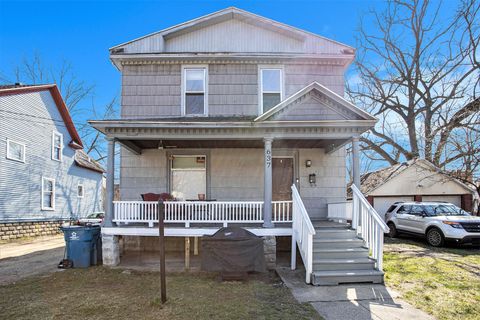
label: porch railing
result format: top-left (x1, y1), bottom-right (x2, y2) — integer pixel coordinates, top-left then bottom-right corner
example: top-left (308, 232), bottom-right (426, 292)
top-left (113, 200), bottom-right (292, 227)
top-left (351, 184), bottom-right (389, 270)
top-left (290, 184), bottom-right (316, 284)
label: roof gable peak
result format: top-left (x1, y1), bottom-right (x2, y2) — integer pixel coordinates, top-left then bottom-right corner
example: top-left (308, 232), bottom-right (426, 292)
top-left (110, 7), bottom-right (354, 55)
top-left (254, 82), bottom-right (376, 122)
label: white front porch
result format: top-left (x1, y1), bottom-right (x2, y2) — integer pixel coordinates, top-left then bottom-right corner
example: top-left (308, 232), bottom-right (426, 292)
top-left (104, 199), bottom-right (293, 237)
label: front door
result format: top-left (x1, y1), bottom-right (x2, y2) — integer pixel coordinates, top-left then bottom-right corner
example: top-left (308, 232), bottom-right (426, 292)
top-left (272, 158), bottom-right (294, 201)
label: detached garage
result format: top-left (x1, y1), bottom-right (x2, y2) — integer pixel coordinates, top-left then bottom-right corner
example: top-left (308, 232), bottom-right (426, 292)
top-left (350, 159), bottom-right (478, 215)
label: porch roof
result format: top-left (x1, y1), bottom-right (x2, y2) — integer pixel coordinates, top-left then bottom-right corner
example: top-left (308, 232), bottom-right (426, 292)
top-left (89, 114), bottom-right (375, 154)
top-left (89, 117), bottom-right (374, 153)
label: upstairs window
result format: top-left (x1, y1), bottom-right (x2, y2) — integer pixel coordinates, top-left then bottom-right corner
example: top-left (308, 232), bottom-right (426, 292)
top-left (260, 68), bottom-right (283, 113)
top-left (6, 139), bottom-right (25, 163)
top-left (77, 184), bottom-right (84, 198)
top-left (52, 131), bottom-right (63, 161)
top-left (183, 67), bottom-right (207, 116)
top-left (42, 177), bottom-right (55, 210)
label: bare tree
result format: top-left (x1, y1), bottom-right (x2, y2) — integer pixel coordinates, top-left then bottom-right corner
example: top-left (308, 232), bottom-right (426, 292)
top-left (347, 0), bottom-right (480, 170)
top-left (0, 53), bottom-right (117, 163)
top-left (79, 97), bottom-right (117, 162)
top-left (446, 102), bottom-right (480, 214)
top-left (10, 52), bottom-right (95, 118)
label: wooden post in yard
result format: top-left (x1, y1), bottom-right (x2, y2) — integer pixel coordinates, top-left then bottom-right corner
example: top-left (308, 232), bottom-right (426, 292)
top-left (185, 237), bottom-right (191, 270)
top-left (194, 236), bottom-right (199, 255)
top-left (158, 200), bottom-right (167, 303)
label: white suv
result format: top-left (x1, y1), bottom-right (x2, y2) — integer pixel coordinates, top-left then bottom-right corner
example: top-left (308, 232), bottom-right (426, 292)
top-left (384, 202), bottom-right (480, 247)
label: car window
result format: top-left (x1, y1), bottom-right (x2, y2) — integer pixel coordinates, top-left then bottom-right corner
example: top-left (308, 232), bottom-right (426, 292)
top-left (423, 204), bottom-right (470, 216)
top-left (386, 205), bottom-right (397, 213)
top-left (410, 205), bottom-right (425, 216)
top-left (397, 205), bottom-right (411, 214)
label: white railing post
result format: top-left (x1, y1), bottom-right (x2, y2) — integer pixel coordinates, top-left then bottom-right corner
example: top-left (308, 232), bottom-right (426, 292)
top-left (352, 193), bottom-right (359, 230)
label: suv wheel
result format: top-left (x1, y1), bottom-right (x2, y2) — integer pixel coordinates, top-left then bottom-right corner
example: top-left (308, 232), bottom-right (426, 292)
top-left (387, 222), bottom-right (398, 238)
top-left (426, 228), bottom-right (445, 247)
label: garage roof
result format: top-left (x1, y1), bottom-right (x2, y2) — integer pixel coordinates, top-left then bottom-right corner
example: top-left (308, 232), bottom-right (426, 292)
top-left (348, 158), bottom-right (475, 197)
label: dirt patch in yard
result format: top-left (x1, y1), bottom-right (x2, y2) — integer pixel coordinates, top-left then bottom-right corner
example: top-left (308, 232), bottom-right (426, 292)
top-left (0, 267), bottom-right (321, 320)
top-left (384, 237), bottom-right (480, 320)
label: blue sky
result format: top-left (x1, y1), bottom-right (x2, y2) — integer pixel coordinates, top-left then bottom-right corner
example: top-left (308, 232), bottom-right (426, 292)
top-left (0, 0), bottom-right (387, 116)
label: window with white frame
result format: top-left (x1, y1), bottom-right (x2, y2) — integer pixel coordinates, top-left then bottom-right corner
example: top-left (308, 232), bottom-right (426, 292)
top-left (6, 139), bottom-right (25, 162)
top-left (183, 67), bottom-right (207, 115)
top-left (52, 131), bottom-right (63, 161)
top-left (42, 177), bottom-right (55, 210)
top-left (260, 68), bottom-right (283, 113)
top-left (77, 184), bottom-right (84, 198)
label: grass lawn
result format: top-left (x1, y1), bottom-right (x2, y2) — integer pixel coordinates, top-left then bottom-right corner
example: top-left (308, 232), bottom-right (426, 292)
top-left (383, 237), bottom-right (480, 320)
top-left (0, 268), bottom-right (321, 320)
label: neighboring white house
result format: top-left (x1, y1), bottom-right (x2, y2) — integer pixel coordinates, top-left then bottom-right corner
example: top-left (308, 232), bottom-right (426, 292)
top-left (0, 84), bottom-right (104, 240)
top-left (350, 158), bottom-right (478, 215)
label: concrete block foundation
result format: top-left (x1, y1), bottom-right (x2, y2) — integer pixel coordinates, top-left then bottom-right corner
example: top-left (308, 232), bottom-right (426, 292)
top-left (102, 234), bottom-right (120, 266)
top-left (263, 236), bottom-right (277, 270)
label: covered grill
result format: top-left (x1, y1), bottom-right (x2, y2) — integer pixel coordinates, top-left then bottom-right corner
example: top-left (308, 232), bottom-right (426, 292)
top-left (201, 227), bottom-right (266, 273)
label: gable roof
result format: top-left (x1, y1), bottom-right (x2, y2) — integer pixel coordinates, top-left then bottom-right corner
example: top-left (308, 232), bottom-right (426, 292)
top-left (0, 84), bottom-right (83, 149)
top-left (254, 82), bottom-right (377, 122)
top-left (110, 7), bottom-right (354, 56)
top-left (348, 158), bottom-right (475, 196)
top-left (74, 149), bottom-right (105, 173)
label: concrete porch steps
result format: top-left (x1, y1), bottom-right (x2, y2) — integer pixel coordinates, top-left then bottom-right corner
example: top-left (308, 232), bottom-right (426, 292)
top-left (310, 220), bottom-right (384, 286)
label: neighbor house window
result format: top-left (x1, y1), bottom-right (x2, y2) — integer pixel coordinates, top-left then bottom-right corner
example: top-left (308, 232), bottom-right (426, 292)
top-left (77, 184), bottom-right (84, 198)
top-left (260, 67), bottom-right (283, 113)
top-left (52, 131), bottom-right (63, 161)
top-left (42, 177), bottom-right (55, 210)
top-left (182, 66), bottom-right (207, 116)
top-left (6, 139), bottom-right (25, 162)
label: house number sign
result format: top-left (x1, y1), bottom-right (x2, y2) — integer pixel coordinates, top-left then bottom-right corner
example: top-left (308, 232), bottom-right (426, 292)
top-left (265, 149), bottom-right (272, 168)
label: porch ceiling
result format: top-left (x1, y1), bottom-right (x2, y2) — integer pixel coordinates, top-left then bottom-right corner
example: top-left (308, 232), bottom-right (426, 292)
top-left (123, 138), bottom-right (349, 149)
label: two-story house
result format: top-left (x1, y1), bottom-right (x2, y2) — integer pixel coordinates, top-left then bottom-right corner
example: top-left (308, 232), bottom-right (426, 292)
top-left (0, 84), bottom-right (104, 240)
top-left (90, 7), bottom-right (389, 285)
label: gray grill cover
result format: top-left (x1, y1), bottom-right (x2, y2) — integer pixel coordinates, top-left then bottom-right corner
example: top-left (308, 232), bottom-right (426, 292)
top-left (201, 227), bottom-right (266, 272)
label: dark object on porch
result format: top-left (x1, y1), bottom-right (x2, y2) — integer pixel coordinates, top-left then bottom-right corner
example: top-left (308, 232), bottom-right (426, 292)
top-left (141, 193), bottom-right (174, 201)
top-left (201, 227), bottom-right (266, 274)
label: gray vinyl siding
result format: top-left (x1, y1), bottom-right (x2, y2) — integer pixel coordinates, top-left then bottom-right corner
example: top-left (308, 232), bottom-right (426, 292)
top-left (119, 148), bottom-right (168, 200)
top-left (284, 64), bottom-right (345, 96)
top-left (119, 147), bottom-right (346, 219)
top-left (0, 91), bottom-right (103, 221)
top-left (121, 63), bottom-right (345, 119)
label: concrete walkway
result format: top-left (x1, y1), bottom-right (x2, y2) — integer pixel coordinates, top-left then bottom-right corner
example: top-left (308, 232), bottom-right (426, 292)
top-left (276, 266), bottom-right (435, 320)
top-left (0, 235), bottom-right (65, 285)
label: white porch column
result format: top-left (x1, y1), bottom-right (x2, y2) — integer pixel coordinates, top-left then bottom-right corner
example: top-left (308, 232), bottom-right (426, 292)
top-left (263, 137), bottom-right (274, 228)
top-left (352, 136), bottom-right (361, 188)
top-left (104, 138), bottom-right (115, 227)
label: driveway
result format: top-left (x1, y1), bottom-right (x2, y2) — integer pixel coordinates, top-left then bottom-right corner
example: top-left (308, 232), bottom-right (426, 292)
top-left (0, 235), bottom-right (65, 285)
